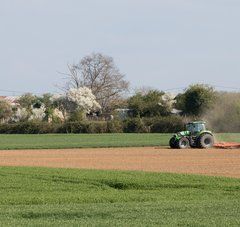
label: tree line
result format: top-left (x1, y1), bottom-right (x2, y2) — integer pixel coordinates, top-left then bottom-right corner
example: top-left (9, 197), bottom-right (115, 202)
top-left (0, 53), bottom-right (240, 133)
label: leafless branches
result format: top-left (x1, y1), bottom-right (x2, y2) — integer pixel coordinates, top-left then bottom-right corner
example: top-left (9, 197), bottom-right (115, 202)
top-left (63, 53), bottom-right (129, 111)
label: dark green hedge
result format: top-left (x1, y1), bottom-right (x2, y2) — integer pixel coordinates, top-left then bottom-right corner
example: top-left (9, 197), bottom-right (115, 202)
top-left (144, 116), bottom-right (185, 133)
top-left (0, 116), bottom-right (184, 134)
top-left (0, 122), bottom-right (57, 134)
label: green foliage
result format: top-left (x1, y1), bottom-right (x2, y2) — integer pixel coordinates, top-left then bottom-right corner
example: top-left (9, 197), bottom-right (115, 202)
top-left (144, 116), bottom-right (185, 133)
top-left (124, 117), bottom-right (149, 133)
top-left (86, 121), bottom-right (108, 133)
top-left (128, 90), bottom-right (170, 117)
top-left (18, 93), bottom-right (53, 109)
top-left (39, 93), bottom-right (53, 108)
top-left (51, 114), bottom-right (63, 124)
top-left (0, 121), bottom-right (56, 134)
top-left (55, 122), bottom-right (85, 133)
top-left (59, 121), bottom-right (108, 134)
top-left (53, 96), bottom-right (76, 117)
top-left (0, 99), bottom-right (12, 121)
top-left (68, 110), bottom-right (86, 122)
top-left (0, 114), bottom-right (185, 134)
top-left (17, 93), bottom-right (55, 122)
top-left (107, 120), bottom-right (124, 133)
top-left (0, 167), bottom-right (240, 226)
top-left (18, 93), bottom-right (37, 110)
top-left (38, 93), bottom-right (55, 121)
top-left (175, 84), bottom-right (216, 116)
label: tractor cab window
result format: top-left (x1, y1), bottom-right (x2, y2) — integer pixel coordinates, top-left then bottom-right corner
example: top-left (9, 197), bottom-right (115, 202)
top-left (186, 124), bottom-right (193, 132)
top-left (186, 124), bottom-right (198, 133)
top-left (186, 123), bottom-right (206, 133)
top-left (197, 123), bottom-right (206, 132)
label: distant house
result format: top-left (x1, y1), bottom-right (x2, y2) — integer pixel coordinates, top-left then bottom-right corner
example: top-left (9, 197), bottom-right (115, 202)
top-left (115, 108), bottom-right (132, 120)
top-left (0, 96), bottom-right (19, 107)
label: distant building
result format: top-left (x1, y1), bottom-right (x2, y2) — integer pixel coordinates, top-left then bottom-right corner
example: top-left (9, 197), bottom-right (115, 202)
top-left (0, 96), bottom-right (19, 107)
top-left (115, 108), bottom-right (132, 120)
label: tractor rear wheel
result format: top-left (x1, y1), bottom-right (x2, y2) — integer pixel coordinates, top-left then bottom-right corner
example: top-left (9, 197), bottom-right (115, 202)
top-left (177, 137), bottom-right (190, 149)
top-left (198, 133), bottom-right (214, 148)
top-left (169, 137), bottom-right (177, 148)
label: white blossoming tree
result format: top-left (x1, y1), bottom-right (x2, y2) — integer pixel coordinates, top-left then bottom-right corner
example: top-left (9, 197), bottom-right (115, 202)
top-left (51, 94), bottom-right (77, 121)
top-left (67, 87), bottom-right (101, 113)
top-left (11, 108), bottom-right (29, 122)
top-left (29, 105), bottom-right (46, 121)
top-left (162, 93), bottom-right (176, 110)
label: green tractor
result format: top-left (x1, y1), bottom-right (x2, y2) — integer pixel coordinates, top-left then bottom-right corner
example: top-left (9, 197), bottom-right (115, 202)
top-left (169, 121), bottom-right (214, 149)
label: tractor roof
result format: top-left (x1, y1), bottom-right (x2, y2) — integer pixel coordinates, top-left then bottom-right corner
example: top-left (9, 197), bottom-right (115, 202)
top-left (187, 121), bottom-right (206, 125)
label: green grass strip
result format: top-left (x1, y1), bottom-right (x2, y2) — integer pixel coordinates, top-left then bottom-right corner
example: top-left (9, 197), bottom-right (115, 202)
top-left (0, 133), bottom-right (239, 150)
top-left (0, 167), bottom-right (239, 226)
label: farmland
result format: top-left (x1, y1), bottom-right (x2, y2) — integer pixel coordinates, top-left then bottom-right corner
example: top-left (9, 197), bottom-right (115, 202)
top-left (1, 133), bottom-right (240, 226)
top-left (0, 167), bottom-right (240, 226)
top-left (0, 133), bottom-right (240, 150)
top-left (1, 147), bottom-right (240, 178)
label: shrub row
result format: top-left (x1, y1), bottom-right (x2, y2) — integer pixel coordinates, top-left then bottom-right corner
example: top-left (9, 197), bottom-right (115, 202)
top-left (0, 116), bottom-right (184, 134)
top-left (0, 122), bottom-right (56, 134)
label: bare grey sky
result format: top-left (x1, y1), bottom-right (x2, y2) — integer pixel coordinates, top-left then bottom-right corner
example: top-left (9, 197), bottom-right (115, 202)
top-left (1, 0), bottom-right (240, 95)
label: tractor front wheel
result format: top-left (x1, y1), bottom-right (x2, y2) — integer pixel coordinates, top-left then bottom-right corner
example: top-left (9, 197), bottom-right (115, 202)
top-left (198, 133), bottom-right (214, 148)
top-left (177, 137), bottom-right (190, 149)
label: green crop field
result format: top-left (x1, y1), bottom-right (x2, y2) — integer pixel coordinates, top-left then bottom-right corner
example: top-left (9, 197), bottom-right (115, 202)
top-left (0, 133), bottom-right (239, 150)
top-left (0, 167), bottom-right (239, 226)
top-left (0, 133), bottom-right (169, 149)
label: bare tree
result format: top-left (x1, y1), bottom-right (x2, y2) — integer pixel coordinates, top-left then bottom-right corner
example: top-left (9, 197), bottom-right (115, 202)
top-left (63, 53), bottom-right (129, 112)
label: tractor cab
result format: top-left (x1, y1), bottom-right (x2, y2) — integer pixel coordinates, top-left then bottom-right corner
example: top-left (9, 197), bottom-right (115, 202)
top-left (186, 121), bottom-right (206, 135)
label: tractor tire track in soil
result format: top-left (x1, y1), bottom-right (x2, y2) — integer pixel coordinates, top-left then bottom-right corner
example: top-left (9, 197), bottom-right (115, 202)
top-left (0, 147), bottom-right (240, 178)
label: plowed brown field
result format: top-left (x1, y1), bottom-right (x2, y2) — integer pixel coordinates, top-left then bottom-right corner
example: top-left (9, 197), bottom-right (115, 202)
top-left (1, 147), bottom-right (240, 178)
